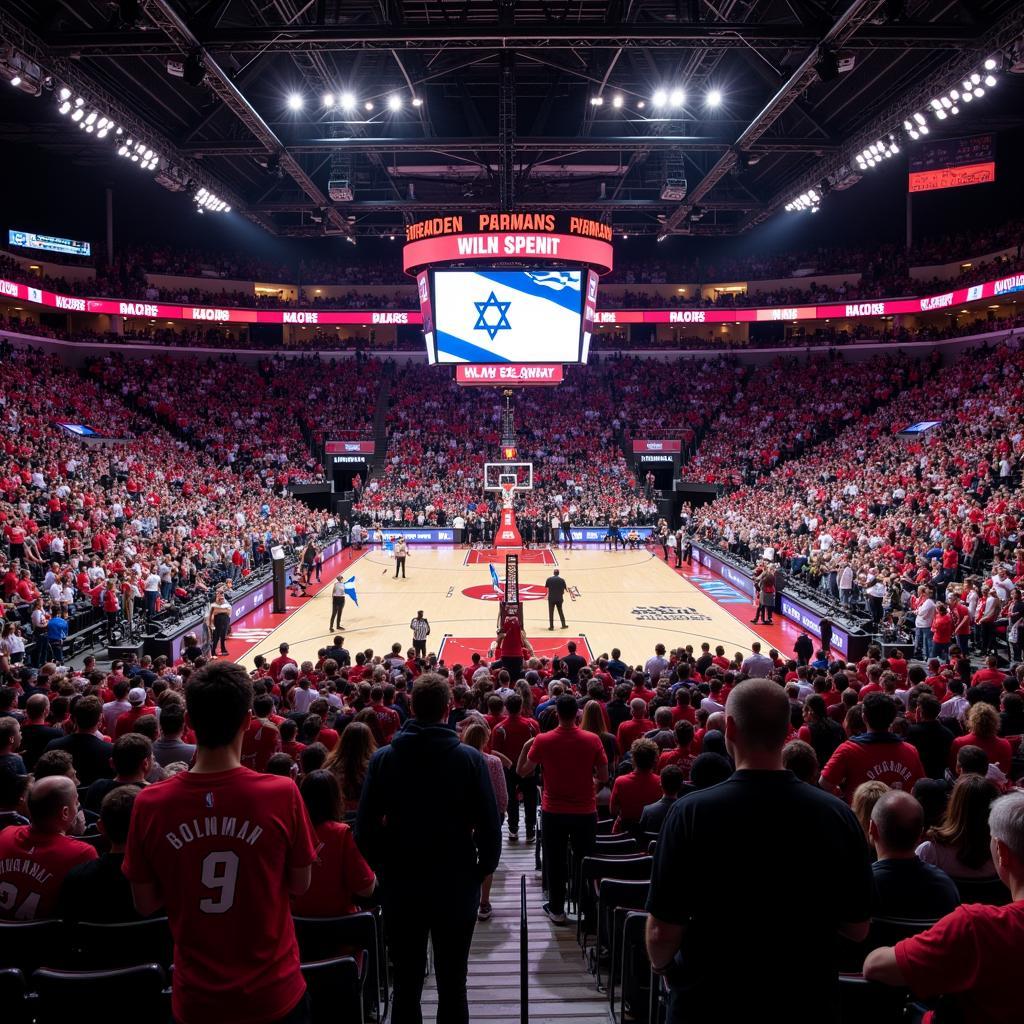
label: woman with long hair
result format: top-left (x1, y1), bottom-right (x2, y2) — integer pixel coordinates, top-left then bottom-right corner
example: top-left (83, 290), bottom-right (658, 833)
top-left (580, 699), bottom-right (618, 772)
top-left (292, 770), bottom-right (376, 919)
top-left (461, 722), bottom-right (507, 922)
top-left (324, 721), bottom-right (377, 813)
top-left (950, 703), bottom-right (1012, 776)
top-left (352, 706), bottom-right (387, 747)
top-left (917, 774), bottom-right (1000, 879)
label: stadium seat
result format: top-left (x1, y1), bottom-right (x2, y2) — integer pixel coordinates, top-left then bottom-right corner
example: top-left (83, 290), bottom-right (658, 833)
top-left (300, 955), bottom-right (362, 1024)
top-left (868, 916), bottom-right (941, 949)
top-left (293, 912), bottom-right (379, 1019)
top-left (0, 967), bottom-right (28, 1024)
top-left (619, 910), bottom-right (651, 1024)
top-left (0, 920), bottom-right (67, 974)
top-left (30, 963), bottom-right (166, 1024)
top-left (953, 876), bottom-right (1011, 906)
top-left (69, 918), bottom-right (174, 971)
top-left (837, 973), bottom-right (910, 1024)
top-left (593, 877), bottom-right (650, 993)
top-left (594, 835), bottom-right (642, 854)
top-left (575, 855), bottom-right (652, 949)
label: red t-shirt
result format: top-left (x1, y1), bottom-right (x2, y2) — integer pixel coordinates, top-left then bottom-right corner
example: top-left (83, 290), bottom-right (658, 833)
top-left (610, 770), bottom-right (663, 831)
top-left (820, 735), bottom-right (925, 802)
top-left (971, 668), bottom-right (1006, 687)
top-left (895, 902), bottom-right (1024, 1024)
top-left (498, 616), bottom-right (523, 658)
top-left (491, 714), bottom-right (539, 762)
top-left (241, 719), bottom-right (283, 772)
top-left (114, 705), bottom-right (153, 739)
top-left (671, 705), bottom-right (697, 725)
top-left (269, 655), bottom-right (298, 683)
top-left (887, 657), bottom-right (908, 681)
top-left (123, 767), bottom-right (318, 1024)
top-left (950, 733), bottom-right (1012, 776)
top-left (528, 724), bottom-right (607, 814)
top-left (658, 747), bottom-right (696, 779)
top-left (370, 704), bottom-right (401, 742)
top-left (290, 820), bottom-right (375, 918)
top-left (616, 717), bottom-right (655, 755)
top-left (0, 827), bottom-right (97, 920)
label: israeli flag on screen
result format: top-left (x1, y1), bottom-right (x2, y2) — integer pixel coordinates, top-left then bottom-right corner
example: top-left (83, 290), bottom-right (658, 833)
top-left (434, 269), bottom-right (582, 363)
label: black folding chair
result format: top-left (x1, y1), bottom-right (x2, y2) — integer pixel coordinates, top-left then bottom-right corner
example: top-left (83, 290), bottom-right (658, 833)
top-left (576, 855), bottom-right (652, 951)
top-left (31, 963), bottom-right (166, 1024)
top-left (70, 918), bottom-right (174, 971)
top-left (300, 955), bottom-right (362, 1024)
top-left (293, 913), bottom-right (378, 1020)
top-left (595, 836), bottom-right (642, 855)
top-left (838, 973), bottom-right (910, 1024)
top-left (0, 920), bottom-right (67, 974)
top-left (620, 910), bottom-right (651, 1024)
top-left (595, 878), bottom-right (649, 993)
top-left (0, 967), bottom-right (28, 1024)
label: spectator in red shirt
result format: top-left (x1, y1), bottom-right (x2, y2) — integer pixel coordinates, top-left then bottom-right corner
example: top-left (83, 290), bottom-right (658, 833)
top-left (950, 703), bottom-right (1013, 777)
top-left (291, 770), bottom-right (376, 918)
top-left (0, 775), bottom-right (97, 920)
top-left (490, 692), bottom-right (539, 842)
top-left (518, 694), bottom-right (609, 924)
top-left (616, 698), bottom-right (656, 756)
top-left (610, 738), bottom-right (663, 834)
top-left (369, 685), bottom-right (401, 742)
top-left (241, 694), bottom-right (283, 772)
top-left (123, 660), bottom-right (318, 1024)
top-left (269, 642), bottom-right (298, 684)
top-left (819, 694), bottom-right (925, 802)
top-left (113, 686), bottom-right (152, 739)
top-left (931, 603), bottom-right (954, 661)
top-left (865, 791), bottom-right (1024, 1024)
top-left (970, 655), bottom-right (1007, 689)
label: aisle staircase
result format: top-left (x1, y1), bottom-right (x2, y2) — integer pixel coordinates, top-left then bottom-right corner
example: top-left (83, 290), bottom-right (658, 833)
top-left (421, 839), bottom-right (614, 1024)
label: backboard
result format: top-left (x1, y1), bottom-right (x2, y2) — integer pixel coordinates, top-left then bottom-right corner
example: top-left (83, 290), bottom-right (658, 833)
top-left (484, 462), bottom-right (534, 490)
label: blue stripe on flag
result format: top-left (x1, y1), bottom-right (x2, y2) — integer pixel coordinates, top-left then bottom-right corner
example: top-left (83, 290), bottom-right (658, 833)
top-left (436, 330), bottom-right (513, 363)
top-left (473, 270), bottom-right (582, 314)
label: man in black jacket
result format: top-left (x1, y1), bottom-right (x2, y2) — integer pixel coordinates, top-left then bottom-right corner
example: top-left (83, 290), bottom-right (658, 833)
top-left (907, 694), bottom-right (954, 780)
top-left (356, 674), bottom-right (501, 1024)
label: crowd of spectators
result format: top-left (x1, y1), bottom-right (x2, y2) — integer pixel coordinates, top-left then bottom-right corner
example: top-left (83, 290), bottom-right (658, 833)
top-left (0, 344), bottom-right (333, 655)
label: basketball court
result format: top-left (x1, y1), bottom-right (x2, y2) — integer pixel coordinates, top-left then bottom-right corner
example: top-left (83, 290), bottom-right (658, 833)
top-left (230, 541), bottom-right (800, 672)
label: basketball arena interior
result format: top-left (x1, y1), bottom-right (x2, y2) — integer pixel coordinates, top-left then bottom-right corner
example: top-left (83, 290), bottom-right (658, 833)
top-left (2, 2), bottom-right (1024, 1022)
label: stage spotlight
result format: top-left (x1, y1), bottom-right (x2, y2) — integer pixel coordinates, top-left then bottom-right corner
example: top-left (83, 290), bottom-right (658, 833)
top-left (706, 89), bottom-right (722, 107)
top-left (387, 94), bottom-right (402, 111)
top-left (669, 88), bottom-right (685, 107)
top-left (612, 95), bottom-right (624, 108)
top-left (652, 89), bottom-right (668, 107)
top-left (340, 93), bottom-right (356, 111)
top-left (287, 92), bottom-right (303, 110)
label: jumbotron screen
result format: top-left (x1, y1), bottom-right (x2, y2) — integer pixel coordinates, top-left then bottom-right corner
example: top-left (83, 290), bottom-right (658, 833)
top-left (428, 269), bottom-right (585, 363)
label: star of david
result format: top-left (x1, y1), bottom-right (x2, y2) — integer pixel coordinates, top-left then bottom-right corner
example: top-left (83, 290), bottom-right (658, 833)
top-left (473, 291), bottom-right (512, 341)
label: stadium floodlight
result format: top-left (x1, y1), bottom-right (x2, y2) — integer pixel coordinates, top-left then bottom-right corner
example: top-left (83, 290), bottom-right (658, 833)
top-left (287, 92), bottom-right (304, 110)
top-left (365, 100), bottom-right (374, 110)
top-left (340, 93), bottom-right (356, 111)
top-left (984, 74), bottom-right (996, 87)
top-left (10, 76), bottom-right (20, 87)
top-left (590, 96), bottom-right (604, 106)
top-left (71, 108), bottom-right (84, 122)
top-left (58, 100), bottom-right (71, 114)
top-left (652, 89), bottom-right (668, 107)
top-left (669, 88), bottom-right (685, 107)
top-left (706, 89), bottom-right (722, 108)
top-left (612, 95), bottom-right (624, 108)
top-left (411, 97), bottom-right (423, 107)
top-left (322, 93), bottom-right (334, 107)
top-left (387, 94), bottom-right (402, 111)
top-left (855, 134), bottom-right (899, 170)
top-left (59, 87), bottom-right (71, 101)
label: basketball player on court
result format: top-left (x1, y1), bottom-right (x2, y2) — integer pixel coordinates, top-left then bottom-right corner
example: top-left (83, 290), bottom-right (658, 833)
top-left (545, 569), bottom-right (568, 629)
top-left (329, 573), bottom-right (346, 631)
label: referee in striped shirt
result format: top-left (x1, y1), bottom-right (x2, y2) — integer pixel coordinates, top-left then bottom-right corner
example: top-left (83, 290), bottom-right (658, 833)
top-left (410, 611), bottom-right (431, 659)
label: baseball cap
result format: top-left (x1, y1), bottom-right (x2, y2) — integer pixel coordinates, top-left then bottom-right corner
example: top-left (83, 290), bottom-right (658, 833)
top-left (128, 687), bottom-right (147, 705)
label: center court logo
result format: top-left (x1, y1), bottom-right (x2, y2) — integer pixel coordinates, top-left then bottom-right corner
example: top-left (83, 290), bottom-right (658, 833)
top-left (463, 583), bottom-right (548, 602)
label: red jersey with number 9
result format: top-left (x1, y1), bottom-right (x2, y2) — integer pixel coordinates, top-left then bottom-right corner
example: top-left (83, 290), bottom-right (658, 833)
top-left (123, 767), bottom-right (317, 1024)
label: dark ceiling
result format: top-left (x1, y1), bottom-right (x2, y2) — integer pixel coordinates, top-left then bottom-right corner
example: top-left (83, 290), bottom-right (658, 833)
top-left (2, 0), bottom-right (1024, 238)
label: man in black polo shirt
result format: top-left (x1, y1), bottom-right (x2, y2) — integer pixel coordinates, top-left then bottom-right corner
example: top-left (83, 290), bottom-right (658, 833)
top-left (869, 790), bottom-right (959, 921)
top-left (645, 678), bottom-right (871, 1024)
top-left (45, 695), bottom-right (114, 786)
top-left (560, 641), bottom-right (587, 689)
top-left (545, 569), bottom-right (568, 629)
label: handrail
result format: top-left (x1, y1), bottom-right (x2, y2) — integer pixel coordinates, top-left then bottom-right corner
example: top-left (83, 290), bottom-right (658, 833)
top-left (520, 873), bottom-right (529, 1024)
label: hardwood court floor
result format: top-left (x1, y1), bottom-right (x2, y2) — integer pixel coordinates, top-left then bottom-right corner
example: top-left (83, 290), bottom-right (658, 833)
top-left (421, 838), bottom-right (615, 1024)
top-left (235, 545), bottom-right (774, 671)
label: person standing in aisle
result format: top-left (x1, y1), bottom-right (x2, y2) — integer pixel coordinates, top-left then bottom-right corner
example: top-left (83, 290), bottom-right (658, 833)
top-left (206, 589), bottom-right (232, 658)
top-left (394, 536), bottom-right (408, 579)
top-left (329, 573), bottom-right (346, 632)
top-left (545, 569), bottom-right (568, 630)
top-left (410, 611), bottom-right (431, 660)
